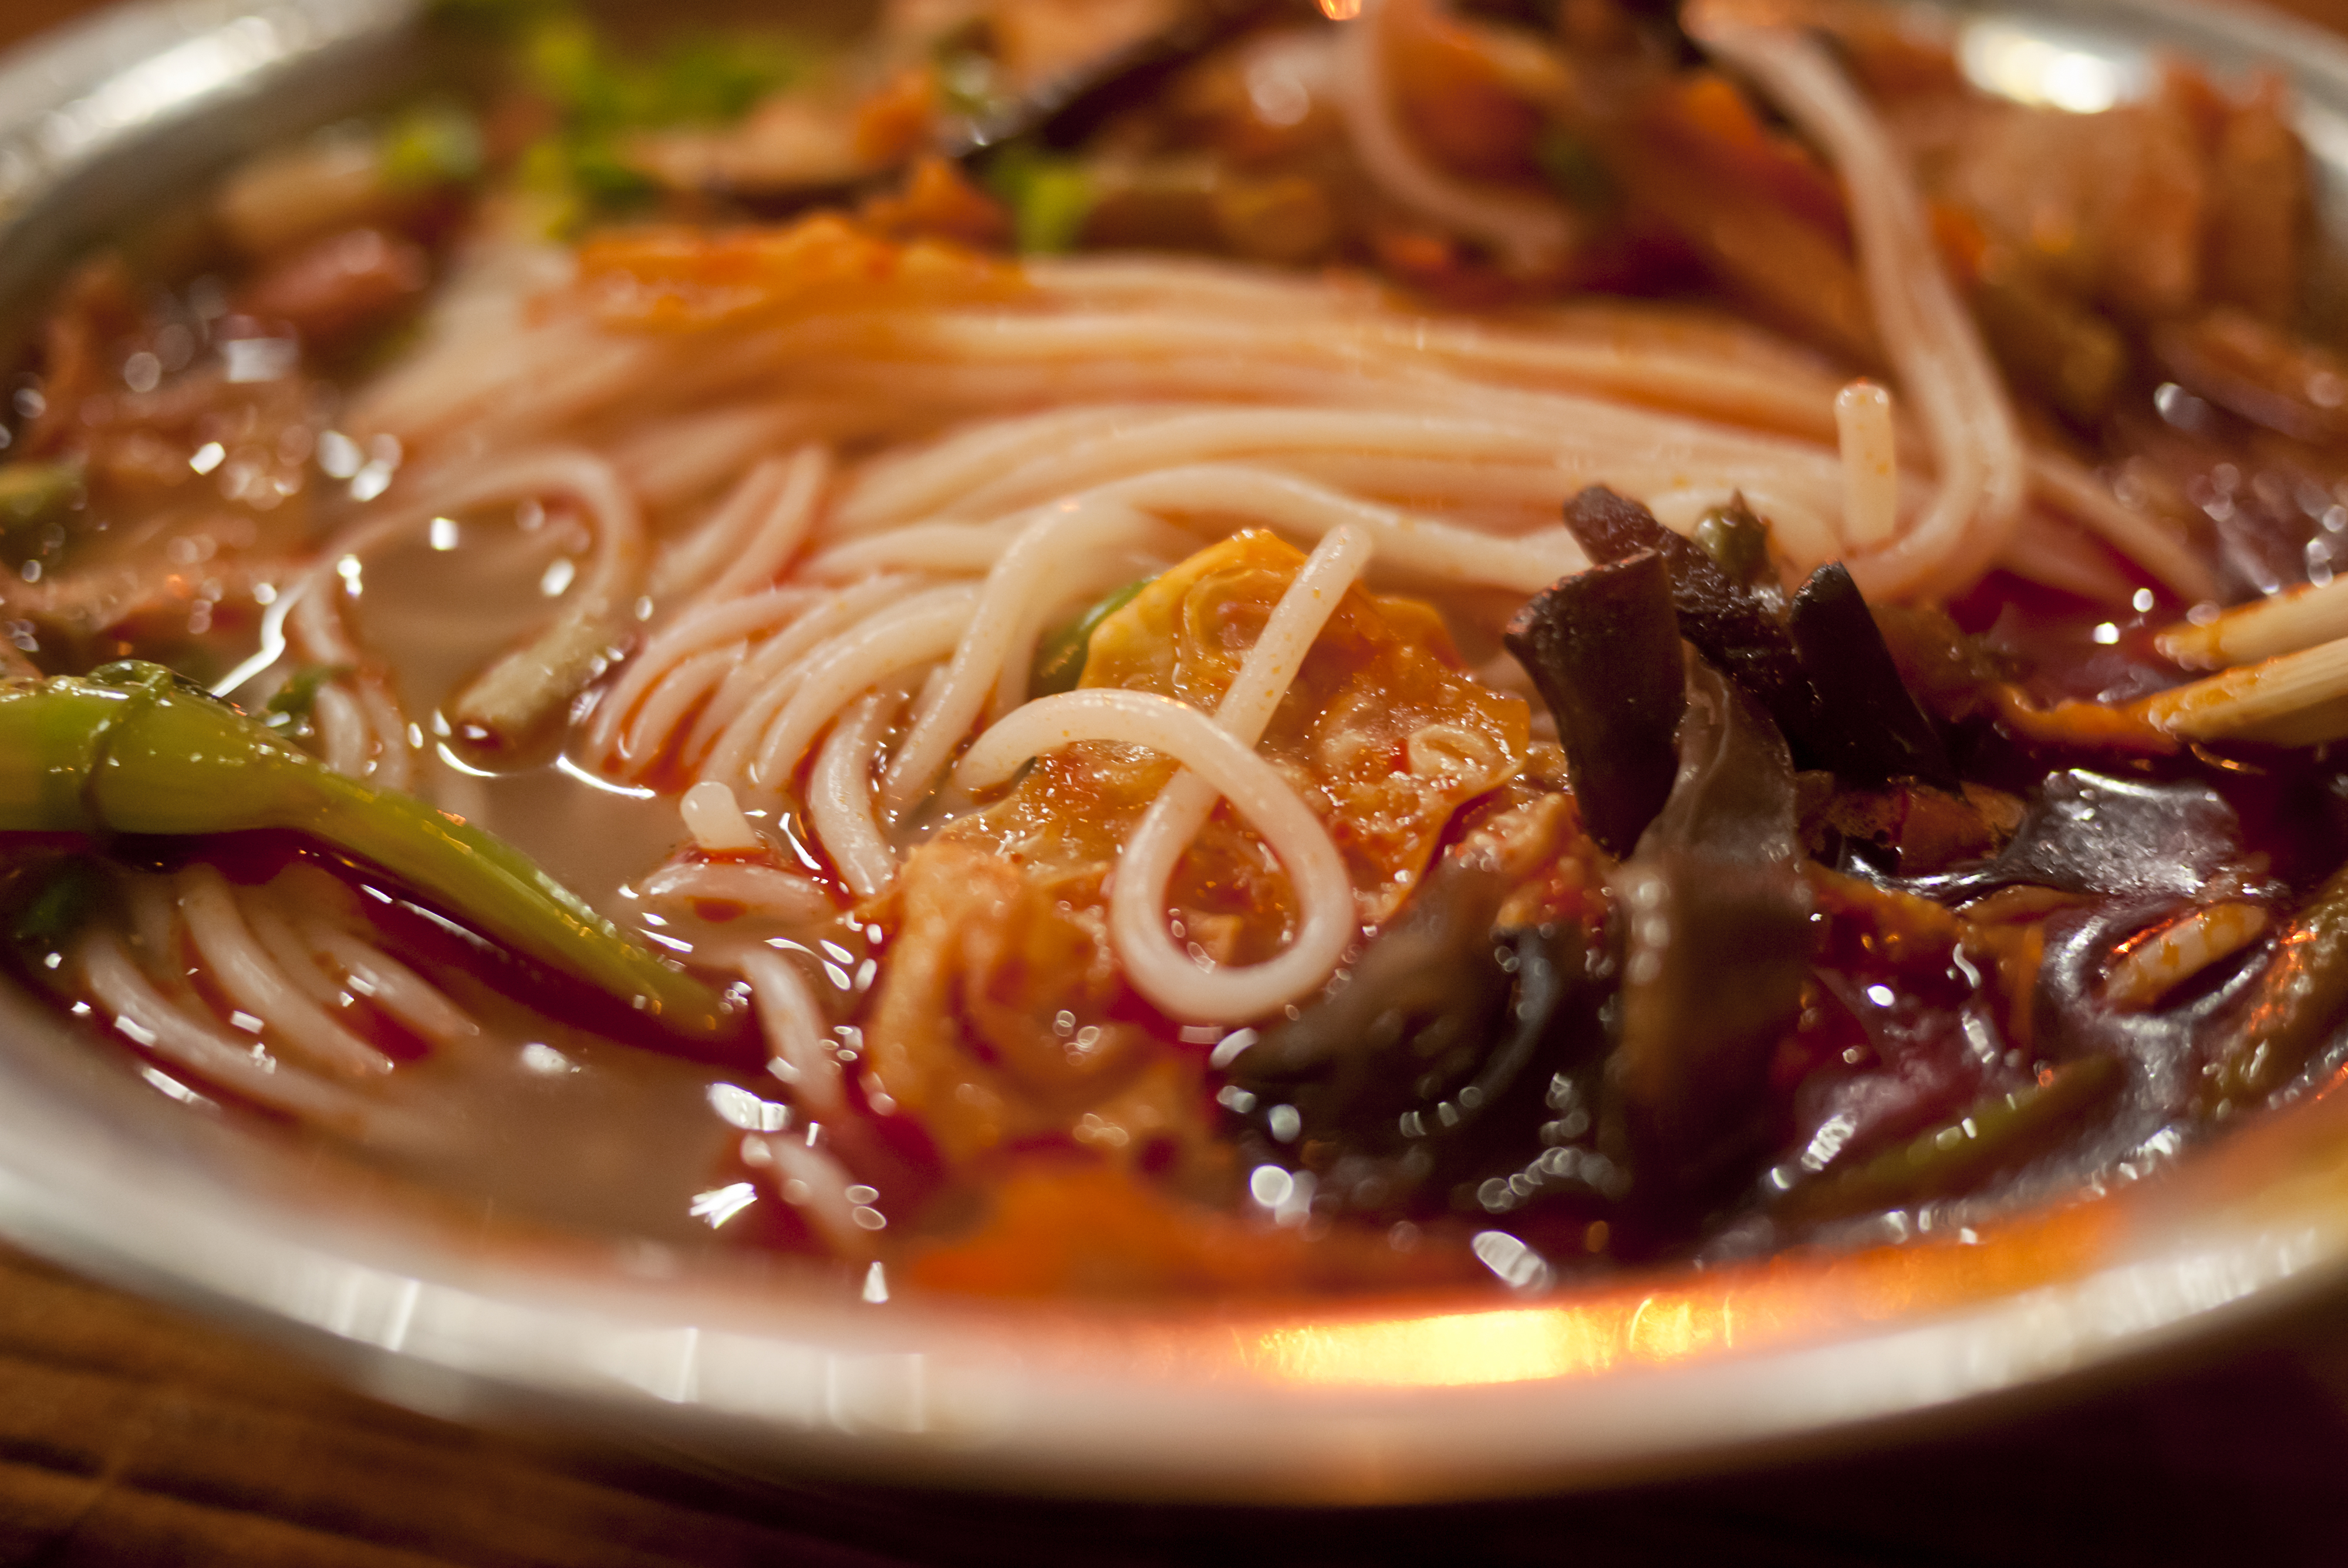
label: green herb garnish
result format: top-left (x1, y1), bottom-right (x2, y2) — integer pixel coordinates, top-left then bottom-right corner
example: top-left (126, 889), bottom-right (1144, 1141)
top-left (985, 144), bottom-right (1097, 255)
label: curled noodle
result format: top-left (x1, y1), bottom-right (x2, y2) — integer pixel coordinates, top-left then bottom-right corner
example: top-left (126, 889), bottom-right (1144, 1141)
top-left (1334, 0), bottom-right (1574, 272)
top-left (1688, 10), bottom-right (2026, 600)
top-left (957, 681), bottom-right (1359, 1025)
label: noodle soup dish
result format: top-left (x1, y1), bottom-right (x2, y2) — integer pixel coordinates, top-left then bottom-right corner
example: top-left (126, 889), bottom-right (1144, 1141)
top-left (5, 0), bottom-right (2348, 1309)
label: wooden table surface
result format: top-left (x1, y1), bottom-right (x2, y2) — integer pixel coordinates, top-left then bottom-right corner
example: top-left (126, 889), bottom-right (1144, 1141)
top-left (10, 0), bottom-right (2348, 1562)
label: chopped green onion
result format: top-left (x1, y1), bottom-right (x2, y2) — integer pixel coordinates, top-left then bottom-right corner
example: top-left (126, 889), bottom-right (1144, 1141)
top-left (0, 663), bottom-right (731, 1035)
top-left (986, 145), bottom-right (1096, 255)
top-left (380, 102), bottom-right (485, 190)
top-left (502, 9), bottom-right (808, 224)
top-left (261, 664), bottom-right (352, 743)
top-left (1785, 1056), bottom-right (2121, 1221)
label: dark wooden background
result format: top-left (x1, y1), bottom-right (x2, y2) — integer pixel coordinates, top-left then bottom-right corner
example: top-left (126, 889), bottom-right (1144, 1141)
top-left (8, 1), bottom-right (2348, 1561)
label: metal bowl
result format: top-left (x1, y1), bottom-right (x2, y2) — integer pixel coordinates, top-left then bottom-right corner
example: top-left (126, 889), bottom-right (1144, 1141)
top-left (4, 0), bottom-right (2348, 1506)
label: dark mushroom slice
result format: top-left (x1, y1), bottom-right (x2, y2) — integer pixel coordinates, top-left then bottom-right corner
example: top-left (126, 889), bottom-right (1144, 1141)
top-left (1603, 655), bottom-right (1814, 1205)
top-left (1502, 548), bottom-right (1685, 857)
top-left (1560, 488), bottom-right (1961, 793)
top-left (1217, 851), bottom-right (1610, 1220)
top-left (1560, 486), bottom-right (1815, 747)
top-left (1788, 561), bottom-right (1960, 792)
top-left (950, 0), bottom-right (1301, 159)
top-left (1907, 770), bottom-right (2243, 905)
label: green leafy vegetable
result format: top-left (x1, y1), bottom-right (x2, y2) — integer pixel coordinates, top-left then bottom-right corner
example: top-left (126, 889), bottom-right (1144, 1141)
top-left (380, 101), bottom-right (486, 191)
top-left (6, 856), bottom-right (108, 952)
top-left (986, 144), bottom-right (1097, 255)
top-left (260, 663), bottom-right (352, 745)
top-left (1784, 1056), bottom-right (2122, 1221)
top-left (493, 5), bottom-right (809, 222)
top-left (1032, 579), bottom-right (1149, 696)
top-left (0, 663), bottom-right (731, 1036)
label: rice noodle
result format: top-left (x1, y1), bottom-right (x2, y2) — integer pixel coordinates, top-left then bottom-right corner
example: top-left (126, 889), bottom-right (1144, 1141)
top-left (811, 685), bottom-right (905, 899)
top-left (882, 499), bottom-right (1165, 809)
top-left (1112, 528), bottom-right (1373, 1022)
top-left (614, 646), bottom-right (744, 769)
top-left (680, 780), bottom-right (765, 853)
top-left (2030, 450), bottom-right (2218, 603)
top-left (982, 536), bottom-right (1186, 724)
top-left (69, 867), bottom-right (475, 1124)
top-left (1334, 0), bottom-right (1573, 272)
top-left (243, 900), bottom-right (355, 1011)
top-left (956, 684), bottom-right (1358, 1024)
top-left (756, 1128), bottom-right (876, 1255)
top-left (680, 575), bottom-right (924, 772)
top-left (697, 444), bottom-right (830, 603)
top-left (77, 931), bottom-right (366, 1123)
top-left (589, 586), bottom-right (815, 762)
top-left (175, 866), bottom-right (394, 1078)
top-left (909, 405), bottom-right (1846, 532)
top-left (649, 458), bottom-right (795, 601)
top-left (294, 445), bottom-right (649, 770)
top-left (311, 680), bottom-right (372, 780)
top-left (301, 926), bottom-right (478, 1047)
top-left (1688, 11), bottom-right (2026, 599)
top-left (1834, 380), bottom-right (1898, 549)
top-left (837, 404), bottom-right (1195, 531)
top-left (736, 945), bottom-right (845, 1113)
top-left (801, 521), bottom-right (1020, 582)
top-left (1060, 464), bottom-right (1584, 591)
top-left (718, 584), bottom-right (979, 796)
top-left (610, 401), bottom-right (808, 513)
top-left (635, 860), bottom-right (835, 922)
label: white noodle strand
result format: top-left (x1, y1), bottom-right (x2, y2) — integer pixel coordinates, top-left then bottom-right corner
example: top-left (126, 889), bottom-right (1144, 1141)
top-left (737, 945), bottom-right (847, 1114)
top-left (882, 499), bottom-right (1161, 809)
top-left (174, 866), bottom-right (393, 1078)
top-left (1691, 15), bottom-right (2026, 599)
top-left (956, 688), bottom-right (1355, 1023)
top-left (1834, 380), bottom-right (1898, 549)
top-left (698, 445), bottom-right (829, 603)
top-left (810, 687), bottom-right (905, 900)
top-left (1335, 0), bottom-right (1574, 272)
top-left (720, 584), bottom-right (979, 795)
top-left (1114, 526), bottom-right (1373, 1022)
top-left (77, 932), bottom-right (366, 1123)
